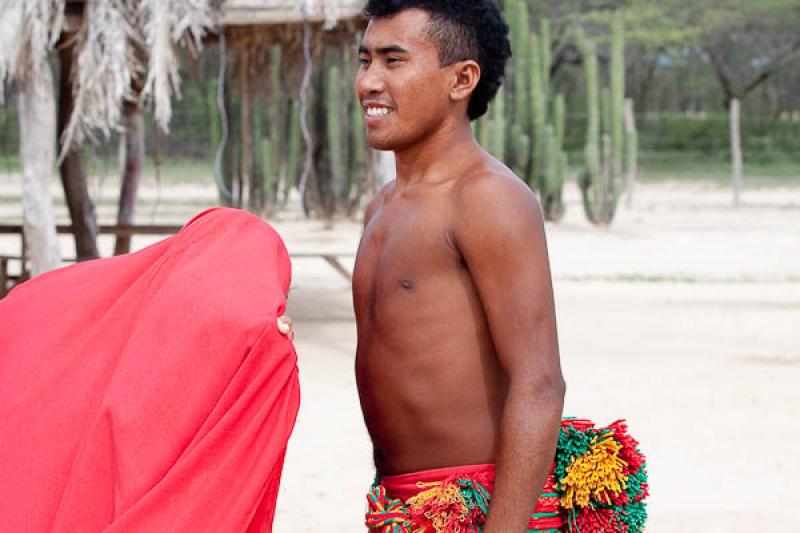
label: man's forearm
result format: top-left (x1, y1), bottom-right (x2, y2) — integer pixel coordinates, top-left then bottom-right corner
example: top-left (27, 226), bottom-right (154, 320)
top-left (483, 379), bottom-right (564, 533)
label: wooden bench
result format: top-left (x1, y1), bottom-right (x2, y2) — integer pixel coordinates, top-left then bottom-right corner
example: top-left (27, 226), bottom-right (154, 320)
top-left (0, 224), bottom-right (355, 298)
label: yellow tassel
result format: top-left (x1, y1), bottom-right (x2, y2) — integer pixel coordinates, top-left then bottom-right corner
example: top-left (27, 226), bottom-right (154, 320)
top-left (559, 436), bottom-right (629, 509)
top-left (406, 481), bottom-right (470, 533)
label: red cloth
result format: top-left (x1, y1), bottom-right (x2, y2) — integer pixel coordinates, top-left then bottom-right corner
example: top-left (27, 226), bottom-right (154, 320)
top-left (378, 464), bottom-right (566, 531)
top-left (0, 207), bottom-right (300, 532)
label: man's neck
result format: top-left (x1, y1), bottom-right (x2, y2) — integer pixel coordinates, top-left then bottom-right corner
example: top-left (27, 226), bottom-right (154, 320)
top-left (393, 117), bottom-right (479, 187)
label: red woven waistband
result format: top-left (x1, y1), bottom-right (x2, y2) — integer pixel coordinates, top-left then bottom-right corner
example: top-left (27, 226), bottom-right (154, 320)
top-left (378, 463), bottom-right (565, 530)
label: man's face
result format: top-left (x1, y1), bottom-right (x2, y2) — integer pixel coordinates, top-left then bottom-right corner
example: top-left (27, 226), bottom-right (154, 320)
top-left (356, 9), bottom-right (456, 151)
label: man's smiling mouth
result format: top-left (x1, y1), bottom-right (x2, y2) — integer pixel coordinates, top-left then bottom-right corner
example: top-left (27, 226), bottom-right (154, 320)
top-left (364, 105), bottom-right (395, 117)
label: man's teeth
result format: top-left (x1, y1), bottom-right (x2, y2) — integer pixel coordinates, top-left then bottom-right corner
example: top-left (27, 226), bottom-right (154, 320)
top-left (366, 107), bottom-right (392, 117)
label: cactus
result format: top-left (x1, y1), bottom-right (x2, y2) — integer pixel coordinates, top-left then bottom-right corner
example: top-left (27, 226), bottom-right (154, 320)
top-left (539, 19), bottom-right (551, 95)
top-left (489, 89), bottom-right (506, 161)
top-left (506, 0), bottom-right (531, 177)
top-left (578, 21), bottom-right (626, 226)
top-left (471, 11), bottom-right (569, 221)
top-left (326, 61), bottom-right (345, 201)
top-left (553, 93), bottom-right (565, 150)
top-left (540, 125), bottom-right (567, 222)
top-left (511, 122), bottom-right (530, 178)
top-left (611, 18), bottom-right (625, 180)
top-left (529, 32), bottom-right (545, 187)
top-left (511, 0), bottom-right (531, 135)
top-left (479, 113), bottom-right (491, 152)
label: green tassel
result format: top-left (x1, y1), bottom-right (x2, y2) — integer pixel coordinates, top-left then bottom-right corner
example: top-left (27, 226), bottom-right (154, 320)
top-left (617, 500), bottom-right (647, 532)
top-left (554, 425), bottom-right (595, 483)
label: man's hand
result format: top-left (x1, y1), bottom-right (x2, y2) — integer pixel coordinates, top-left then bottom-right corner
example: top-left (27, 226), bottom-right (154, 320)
top-left (277, 315), bottom-right (294, 340)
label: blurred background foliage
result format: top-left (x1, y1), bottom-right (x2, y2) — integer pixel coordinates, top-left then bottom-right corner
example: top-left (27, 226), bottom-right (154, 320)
top-left (1, 0), bottom-right (798, 184)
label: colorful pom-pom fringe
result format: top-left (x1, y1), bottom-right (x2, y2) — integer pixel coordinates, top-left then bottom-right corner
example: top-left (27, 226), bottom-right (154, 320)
top-left (557, 418), bottom-right (649, 533)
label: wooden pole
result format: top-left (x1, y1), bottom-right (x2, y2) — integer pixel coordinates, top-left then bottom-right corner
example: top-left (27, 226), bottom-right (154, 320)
top-left (114, 88), bottom-right (144, 256)
top-left (730, 98), bottom-right (743, 206)
top-left (17, 69), bottom-right (61, 276)
top-left (239, 53), bottom-right (251, 210)
top-left (58, 39), bottom-right (99, 260)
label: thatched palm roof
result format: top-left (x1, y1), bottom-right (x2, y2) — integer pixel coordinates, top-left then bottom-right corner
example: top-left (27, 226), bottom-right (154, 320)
top-left (0, 0), bottom-right (366, 153)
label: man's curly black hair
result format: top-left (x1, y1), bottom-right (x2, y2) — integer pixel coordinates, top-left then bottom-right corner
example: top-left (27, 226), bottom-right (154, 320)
top-left (364, 0), bottom-right (511, 121)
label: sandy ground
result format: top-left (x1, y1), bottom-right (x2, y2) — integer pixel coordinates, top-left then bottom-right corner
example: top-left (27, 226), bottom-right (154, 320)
top-left (1, 174), bottom-right (799, 531)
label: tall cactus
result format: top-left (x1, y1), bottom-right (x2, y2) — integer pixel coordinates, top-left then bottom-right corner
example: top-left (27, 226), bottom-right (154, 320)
top-left (527, 19), bottom-right (568, 221)
top-left (539, 95), bottom-right (568, 221)
top-left (474, 6), bottom-right (569, 222)
top-left (539, 18), bottom-right (551, 96)
top-left (489, 89), bottom-right (506, 161)
top-left (511, 0), bottom-right (531, 135)
top-left (611, 18), bottom-right (625, 180)
top-left (529, 32), bottom-right (545, 187)
top-left (553, 93), bottom-right (565, 147)
top-left (511, 122), bottom-right (530, 178)
top-left (578, 20), bottom-right (626, 226)
top-left (326, 61), bottom-right (345, 200)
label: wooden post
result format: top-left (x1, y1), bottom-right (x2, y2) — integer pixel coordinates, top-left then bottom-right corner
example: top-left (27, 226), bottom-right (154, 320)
top-left (114, 90), bottom-right (144, 256)
top-left (58, 39), bottom-right (99, 260)
top-left (730, 98), bottom-right (743, 206)
top-left (239, 53), bottom-right (252, 210)
top-left (17, 69), bottom-right (61, 276)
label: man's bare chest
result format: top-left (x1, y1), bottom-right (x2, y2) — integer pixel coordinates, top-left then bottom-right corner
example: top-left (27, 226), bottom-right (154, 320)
top-left (353, 206), bottom-right (461, 304)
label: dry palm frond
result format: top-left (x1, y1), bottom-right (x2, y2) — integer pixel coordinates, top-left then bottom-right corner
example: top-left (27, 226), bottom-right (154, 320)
top-left (59, 0), bottom-right (141, 158)
top-left (139, 0), bottom-right (216, 132)
top-left (320, 0), bottom-right (344, 30)
top-left (0, 0), bottom-right (65, 102)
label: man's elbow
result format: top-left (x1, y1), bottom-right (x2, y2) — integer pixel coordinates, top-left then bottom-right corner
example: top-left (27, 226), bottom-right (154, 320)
top-left (514, 370), bottom-right (566, 407)
top-left (545, 373), bottom-right (566, 408)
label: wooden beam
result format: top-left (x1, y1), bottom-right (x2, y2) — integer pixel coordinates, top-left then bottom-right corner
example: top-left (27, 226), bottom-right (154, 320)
top-left (220, 0), bottom-right (365, 26)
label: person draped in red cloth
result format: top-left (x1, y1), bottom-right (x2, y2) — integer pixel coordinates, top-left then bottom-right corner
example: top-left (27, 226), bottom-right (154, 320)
top-left (353, 1), bottom-right (566, 532)
top-left (0, 207), bottom-right (299, 532)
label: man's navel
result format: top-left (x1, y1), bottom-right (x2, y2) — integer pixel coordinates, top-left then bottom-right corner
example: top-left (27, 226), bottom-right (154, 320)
top-left (398, 278), bottom-right (415, 291)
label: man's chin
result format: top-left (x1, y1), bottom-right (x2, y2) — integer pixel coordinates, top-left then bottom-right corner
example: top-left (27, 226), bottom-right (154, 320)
top-left (366, 137), bottom-right (398, 152)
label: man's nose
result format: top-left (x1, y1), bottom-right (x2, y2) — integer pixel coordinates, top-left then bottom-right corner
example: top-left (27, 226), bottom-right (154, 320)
top-left (356, 65), bottom-right (386, 96)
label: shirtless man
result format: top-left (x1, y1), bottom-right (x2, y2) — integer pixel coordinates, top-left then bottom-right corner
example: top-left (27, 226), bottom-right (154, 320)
top-left (353, 1), bottom-right (566, 532)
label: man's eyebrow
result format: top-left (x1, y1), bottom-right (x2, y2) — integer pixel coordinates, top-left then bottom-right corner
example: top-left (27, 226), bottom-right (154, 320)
top-left (358, 44), bottom-right (410, 55)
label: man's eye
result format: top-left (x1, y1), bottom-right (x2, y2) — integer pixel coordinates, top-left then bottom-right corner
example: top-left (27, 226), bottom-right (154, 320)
top-left (359, 57), bottom-right (370, 65)
top-left (387, 57), bottom-right (402, 64)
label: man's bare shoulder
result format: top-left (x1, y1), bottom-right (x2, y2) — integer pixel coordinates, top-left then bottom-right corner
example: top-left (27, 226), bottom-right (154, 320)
top-left (452, 160), bottom-right (543, 232)
top-left (363, 180), bottom-right (396, 227)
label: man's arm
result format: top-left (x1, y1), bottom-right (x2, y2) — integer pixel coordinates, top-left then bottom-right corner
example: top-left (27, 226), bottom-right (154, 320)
top-left (453, 173), bottom-right (565, 533)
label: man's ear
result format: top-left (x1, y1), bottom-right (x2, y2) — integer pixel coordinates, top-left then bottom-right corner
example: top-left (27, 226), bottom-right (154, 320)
top-left (449, 60), bottom-right (481, 103)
